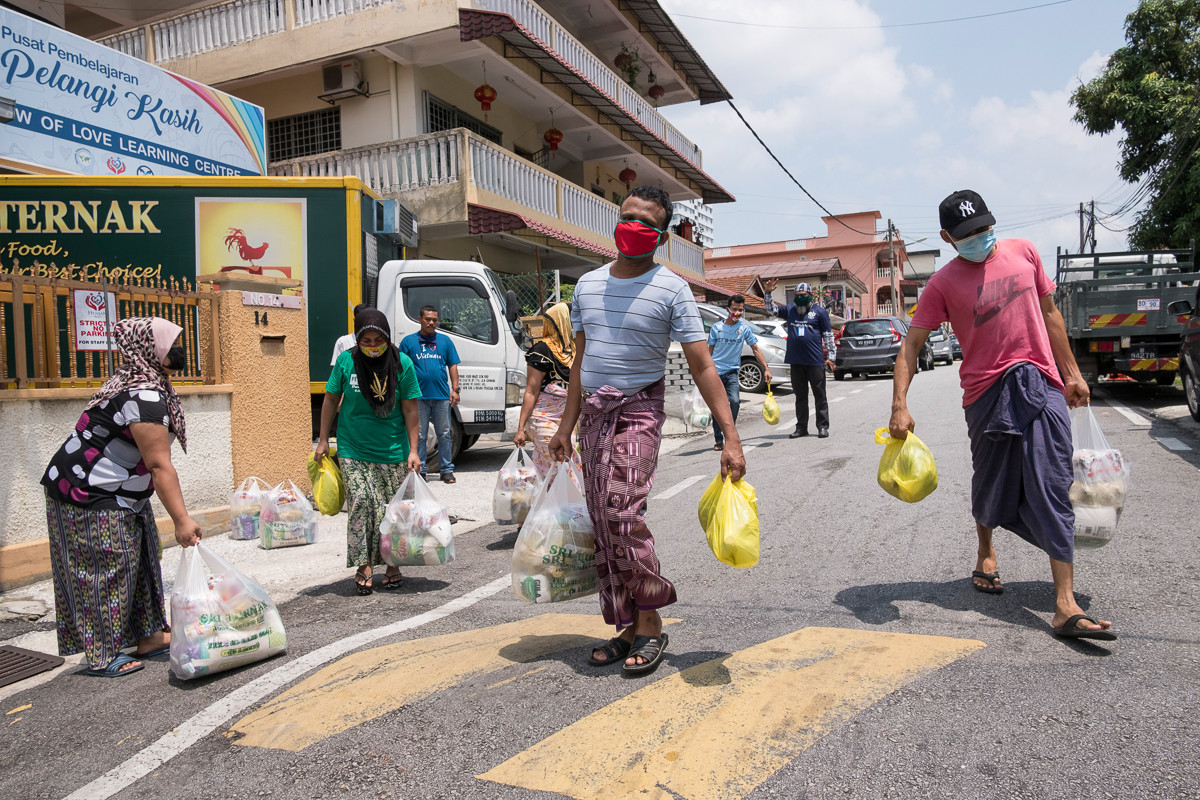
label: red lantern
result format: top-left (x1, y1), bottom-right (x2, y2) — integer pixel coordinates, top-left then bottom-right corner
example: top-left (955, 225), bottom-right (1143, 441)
top-left (543, 127), bottom-right (563, 160)
top-left (614, 52), bottom-right (631, 69)
top-left (474, 84), bottom-right (497, 121)
top-left (648, 84), bottom-right (665, 102)
top-left (619, 167), bottom-right (637, 191)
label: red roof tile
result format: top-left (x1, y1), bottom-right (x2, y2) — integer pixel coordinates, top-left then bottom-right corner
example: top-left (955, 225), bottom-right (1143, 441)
top-left (468, 204), bottom-right (618, 259)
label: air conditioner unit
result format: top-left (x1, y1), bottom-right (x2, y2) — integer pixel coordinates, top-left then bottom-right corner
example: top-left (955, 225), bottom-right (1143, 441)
top-left (323, 60), bottom-right (361, 94)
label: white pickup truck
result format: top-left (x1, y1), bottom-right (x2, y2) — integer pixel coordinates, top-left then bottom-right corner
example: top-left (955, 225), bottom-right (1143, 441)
top-left (375, 260), bottom-right (527, 461)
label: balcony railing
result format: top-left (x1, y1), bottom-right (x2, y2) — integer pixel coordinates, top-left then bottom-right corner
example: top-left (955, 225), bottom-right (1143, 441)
top-left (95, 0), bottom-right (701, 168)
top-left (876, 267), bottom-right (894, 280)
top-left (267, 129), bottom-right (704, 273)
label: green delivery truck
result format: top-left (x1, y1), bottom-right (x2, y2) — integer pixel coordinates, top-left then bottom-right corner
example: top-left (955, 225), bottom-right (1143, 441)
top-left (0, 175), bottom-right (525, 459)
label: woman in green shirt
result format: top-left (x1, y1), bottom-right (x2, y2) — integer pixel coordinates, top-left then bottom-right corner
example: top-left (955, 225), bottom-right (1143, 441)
top-left (316, 309), bottom-right (422, 595)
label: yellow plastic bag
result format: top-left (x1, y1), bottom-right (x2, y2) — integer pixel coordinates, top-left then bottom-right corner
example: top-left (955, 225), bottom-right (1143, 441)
top-left (697, 474), bottom-right (760, 568)
top-left (762, 388), bottom-right (780, 426)
top-left (307, 451), bottom-right (345, 516)
top-left (874, 427), bottom-right (938, 503)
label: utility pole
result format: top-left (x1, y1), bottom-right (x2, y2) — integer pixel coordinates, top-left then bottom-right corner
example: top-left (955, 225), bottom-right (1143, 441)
top-left (1079, 202), bottom-right (1086, 254)
top-left (1088, 199), bottom-right (1097, 254)
top-left (888, 218), bottom-right (901, 319)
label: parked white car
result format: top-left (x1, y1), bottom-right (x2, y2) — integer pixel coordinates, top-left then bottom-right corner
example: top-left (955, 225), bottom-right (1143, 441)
top-left (695, 303), bottom-right (788, 393)
top-left (756, 319), bottom-right (788, 340)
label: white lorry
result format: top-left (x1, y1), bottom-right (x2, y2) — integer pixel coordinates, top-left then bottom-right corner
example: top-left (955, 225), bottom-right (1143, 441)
top-left (375, 260), bottom-right (527, 461)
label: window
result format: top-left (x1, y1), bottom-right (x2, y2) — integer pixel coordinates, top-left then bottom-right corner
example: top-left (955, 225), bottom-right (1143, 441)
top-left (402, 277), bottom-right (497, 344)
top-left (424, 92), bottom-right (503, 145)
top-left (267, 107), bottom-right (341, 162)
top-left (843, 320), bottom-right (894, 337)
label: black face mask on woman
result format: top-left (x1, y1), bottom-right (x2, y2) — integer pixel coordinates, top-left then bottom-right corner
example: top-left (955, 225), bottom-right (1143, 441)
top-left (165, 346), bottom-right (187, 371)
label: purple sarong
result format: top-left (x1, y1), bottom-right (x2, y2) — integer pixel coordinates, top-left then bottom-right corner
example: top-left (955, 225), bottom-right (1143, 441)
top-left (579, 379), bottom-right (676, 631)
top-left (964, 363), bottom-right (1075, 563)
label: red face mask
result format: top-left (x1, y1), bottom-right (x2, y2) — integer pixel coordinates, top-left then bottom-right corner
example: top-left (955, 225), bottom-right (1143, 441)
top-left (614, 219), bottom-right (665, 259)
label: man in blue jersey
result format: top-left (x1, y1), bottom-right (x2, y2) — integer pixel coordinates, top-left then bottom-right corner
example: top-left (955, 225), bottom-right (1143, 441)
top-left (707, 294), bottom-right (772, 451)
top-left (765, 281), bottom-right (835, 438)
top-left (399, 307), bottom-right (461, 483)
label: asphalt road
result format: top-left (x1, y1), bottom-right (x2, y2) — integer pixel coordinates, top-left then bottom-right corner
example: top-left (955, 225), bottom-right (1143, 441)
top-left (3, 363), bottom-right (1199, 800)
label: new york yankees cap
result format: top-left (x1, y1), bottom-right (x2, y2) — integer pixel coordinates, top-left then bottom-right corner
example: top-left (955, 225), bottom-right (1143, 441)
top-left (938, 190), bottom-right (996, 239)
top-left (795, 282), bottom-right (813, 293)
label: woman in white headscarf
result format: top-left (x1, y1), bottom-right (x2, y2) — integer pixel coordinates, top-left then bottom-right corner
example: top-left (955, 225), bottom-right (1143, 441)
top-left (41, 317), bottom-right (202, 678)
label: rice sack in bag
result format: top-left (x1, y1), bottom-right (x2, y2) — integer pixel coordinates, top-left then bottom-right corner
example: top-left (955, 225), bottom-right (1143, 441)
top-left (307, 451), bottom-right (345, 517)
top-left (258, 481), bottom-right (318, 549)
top-left (380, 471), bottom-right (455, 566)
top-left (1069, 406), bottom-right (1129, 548)
top-left (493, 447), bottom-right (541, 525)
top-left (698, 473), bottom-right (760, 568)
top-left (228, 476), bottom-right (268, 540)
top-left (169, 543), bottom-right (287, 680)
top-left (681, 386), bottom-right (712, 428)
top-left (762, 388), bottom-right (781, 426)
top-left (512, 461), bottom-right (598, 604)
top-left (875, 427), bottom-right (938, 503)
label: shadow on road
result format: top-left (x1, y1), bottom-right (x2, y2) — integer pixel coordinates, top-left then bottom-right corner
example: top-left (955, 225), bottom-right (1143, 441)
top-left (486, 530), bottom-right (520, 551)
top-left (833, 579), bottom-right (1115, 656)
top-left (300, 575), bottom-right (451, 598)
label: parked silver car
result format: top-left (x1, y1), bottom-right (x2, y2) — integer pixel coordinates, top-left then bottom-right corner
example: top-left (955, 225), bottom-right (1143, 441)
top-left (696, 303), bottom-right (788, 393)
top-left (833, 316), bottom-right (935, 380)
top-left (928, 329), bottom-right (954, 365)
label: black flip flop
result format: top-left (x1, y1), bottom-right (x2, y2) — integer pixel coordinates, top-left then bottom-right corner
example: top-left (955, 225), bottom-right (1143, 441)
top-left (85, 653), bottom-right (144, 678)
top-left (714, 443), bottom-right (724, 451)
top-left (378, 572), bottom-right (404, 591)
top-left (1054, 614), bottom-right (1117, 641)
top-left (587, 636), bottom-right (633, 667)
top-left (135, 645), bottom-right (170, 658)
top-left (623, 633), bottom-right (669, 677)
top-left (971, 570), bottom-right (1004, 594)
top-left (355, 570), bottom-right (373, 595)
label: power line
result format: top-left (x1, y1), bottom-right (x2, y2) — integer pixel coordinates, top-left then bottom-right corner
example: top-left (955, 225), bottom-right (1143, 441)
top-left (724, 100), bottom-right (878, 236)
top-left (675, 0), bottom-right (1077, 31)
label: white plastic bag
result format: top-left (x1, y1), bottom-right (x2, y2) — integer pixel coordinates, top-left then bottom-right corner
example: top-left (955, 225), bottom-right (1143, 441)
top-left (1069, 406), bottom-right (1129, 548)
top-left (258, 481), bottom-right (318, 549)
top-left (169, 542), bottom-right (287, 680)
top-left (681, 386), bottom-right (712, 428)
top-left (229, 476), bottom-right (268, 540)
top-left (380, 471), bottom-right (455, 566)
top-left (493, 448), bottom-right (541, 525)
top-left (511, 461), bottom-right (598, 604)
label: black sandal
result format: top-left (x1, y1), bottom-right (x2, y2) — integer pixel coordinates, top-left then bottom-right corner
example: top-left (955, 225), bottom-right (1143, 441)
top-left (1054, 614), bottom-right (1117, 641)
top-left (971, 570), bottom-right (1004, 594)
top-left (355, 569), bottom-right (373, 595)
top-left (378, 571), bottom-right (404, 590)
top-left (623, 633), bottom-right (669, 676)
top-left (587, 636), bottom-right (633, 667)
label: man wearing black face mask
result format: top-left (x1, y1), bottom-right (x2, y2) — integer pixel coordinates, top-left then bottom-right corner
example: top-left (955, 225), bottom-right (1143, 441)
top-left (764, 281), bottom-right (835, 438)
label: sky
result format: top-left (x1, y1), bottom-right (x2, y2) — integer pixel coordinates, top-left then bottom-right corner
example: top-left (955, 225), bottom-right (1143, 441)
top-left (658, 0), bottom-right (1141, 271)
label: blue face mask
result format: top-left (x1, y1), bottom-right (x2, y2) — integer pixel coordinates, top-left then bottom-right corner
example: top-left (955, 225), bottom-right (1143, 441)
top-left (954, 229), bottom-right (997, 262)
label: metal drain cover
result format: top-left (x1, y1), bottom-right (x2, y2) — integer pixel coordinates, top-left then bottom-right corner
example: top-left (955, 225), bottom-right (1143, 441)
top-left (0, 645), bottom-right (65, 689)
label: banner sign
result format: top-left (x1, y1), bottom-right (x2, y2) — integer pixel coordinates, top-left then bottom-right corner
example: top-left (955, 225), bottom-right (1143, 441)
top-left (0, 9), bottom-right (266, 177)
top-left (72, 289), bottom-right (117, 350)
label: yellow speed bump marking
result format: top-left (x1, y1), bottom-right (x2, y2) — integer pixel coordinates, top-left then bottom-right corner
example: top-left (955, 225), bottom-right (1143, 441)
top-left (231, 614), bottom-right (675, 752)
top-left (479, 627), bottom-right (984, 800)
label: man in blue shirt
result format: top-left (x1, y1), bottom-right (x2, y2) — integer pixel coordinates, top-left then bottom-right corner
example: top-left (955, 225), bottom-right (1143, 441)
top-left (765, 281), bottom-right (835, 439)
top-left (399, 306), bottom-right (461, 482)
top-left (706, 295), bottom-right (772, 451)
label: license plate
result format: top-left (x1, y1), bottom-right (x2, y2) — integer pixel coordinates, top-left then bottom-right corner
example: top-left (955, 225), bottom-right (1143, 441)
top-left (1130, 349), bottom-right (1156, 361)
top-left (474, 410), bottom-right (505, 423)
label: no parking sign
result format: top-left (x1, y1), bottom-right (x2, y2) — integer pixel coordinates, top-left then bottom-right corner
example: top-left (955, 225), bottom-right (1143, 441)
top-left (73, 289), bottom-right (117, 350)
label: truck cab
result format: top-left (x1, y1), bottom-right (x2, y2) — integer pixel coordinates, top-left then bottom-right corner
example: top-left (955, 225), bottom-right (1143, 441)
top-left (375, 260), bottom-right (526, 461)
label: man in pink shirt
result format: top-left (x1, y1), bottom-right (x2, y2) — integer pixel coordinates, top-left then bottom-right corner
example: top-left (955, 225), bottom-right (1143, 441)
top-left (889, 190), bottom-right (1115, 641)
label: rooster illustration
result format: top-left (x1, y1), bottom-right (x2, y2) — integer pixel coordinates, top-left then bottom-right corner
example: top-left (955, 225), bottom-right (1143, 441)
top-left (223, 228), bottom-right (269, 268)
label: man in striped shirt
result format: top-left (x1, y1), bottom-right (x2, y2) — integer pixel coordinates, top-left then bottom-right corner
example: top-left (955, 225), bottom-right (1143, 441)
top-left (550, 186), bottom-right (746, 677)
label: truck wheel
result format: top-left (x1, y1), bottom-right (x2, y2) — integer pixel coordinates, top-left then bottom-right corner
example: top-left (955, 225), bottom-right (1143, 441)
top-left (834, 370), bottom-right (846, 382)
top-left (1184, 366), bottom-right (1200, 422)
top-left (1155, 372), bottom-right (1177, 386)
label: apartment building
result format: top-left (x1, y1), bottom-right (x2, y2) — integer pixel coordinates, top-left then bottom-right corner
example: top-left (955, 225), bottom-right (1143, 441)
top-left (23, 0), bottom-right (734, 282)
top-left (672, 199), bottom-right (715, 248)
top-left (705, 211), bottom-right (919, 318)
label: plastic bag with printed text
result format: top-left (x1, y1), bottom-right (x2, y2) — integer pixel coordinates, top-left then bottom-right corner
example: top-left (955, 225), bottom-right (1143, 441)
top-left (228, 476), bottom-right (268, 540)
top-left (698, 473), bottom-right (760, 568)
top-left (681, 386), bottom-right (712, 428)
top-left (874, 427), bottom-right (939, 503)
top-left (169, 543), bottom-right (287, 680)
top-left (762, 388), bottom-right (780, 426)
top-left (493, 447), bottom-right (541, 525)
top-left (511, 461), bottom-right (598, 604)
top-left (380, 470), bottom-right (455, 566)
top-left (258, 481), bottom-right (318, 549)
top-left (1069, 405), bottom-right (1129, 549)
top-left (307, 451), bottom-right (345, 517)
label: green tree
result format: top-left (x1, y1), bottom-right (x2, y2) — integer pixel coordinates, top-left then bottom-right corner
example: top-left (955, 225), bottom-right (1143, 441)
top-left (1072, 0), bottom-right (1200, 249)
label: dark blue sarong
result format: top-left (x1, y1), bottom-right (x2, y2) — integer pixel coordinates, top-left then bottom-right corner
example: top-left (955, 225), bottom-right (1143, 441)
top-left (964, 363), bottom-right (1075, 563)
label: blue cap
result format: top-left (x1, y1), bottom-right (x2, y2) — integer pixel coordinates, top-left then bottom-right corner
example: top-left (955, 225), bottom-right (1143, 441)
top-left (795, 282), bottom-right (812, 293)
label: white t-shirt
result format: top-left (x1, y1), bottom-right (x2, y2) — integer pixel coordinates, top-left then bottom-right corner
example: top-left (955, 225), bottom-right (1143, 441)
top-left (330, 333), bottom-right (357, 366)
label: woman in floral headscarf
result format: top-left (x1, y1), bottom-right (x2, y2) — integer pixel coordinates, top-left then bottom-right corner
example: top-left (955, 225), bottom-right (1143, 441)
top-left (513, 302), bottom-right (583, 477)
top-left (41, 317), bottom-right (202, 678)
